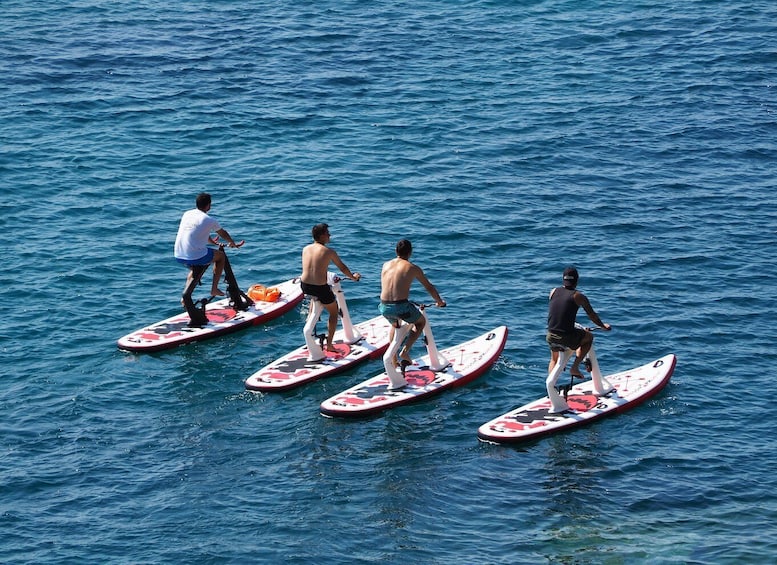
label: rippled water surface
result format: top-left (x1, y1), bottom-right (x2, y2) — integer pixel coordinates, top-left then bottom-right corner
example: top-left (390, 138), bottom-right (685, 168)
top-left (3, 1), bottom-right (777, 563)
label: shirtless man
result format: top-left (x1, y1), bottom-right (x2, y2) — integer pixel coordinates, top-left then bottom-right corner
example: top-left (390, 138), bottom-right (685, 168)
top-left (300, 223), bottom-right (361, 352)
top-left (379, 239), bottom-right (446, 367)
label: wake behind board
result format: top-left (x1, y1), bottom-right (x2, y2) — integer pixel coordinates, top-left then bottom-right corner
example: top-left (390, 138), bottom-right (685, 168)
top-left (245, 315), bottom-right (394, 392)
top-left (320, 326), bottom-right (508, 418)
top-left (117, 278), bottom-right (303, 353)
top-left (477, 353), bottom-right (676, 445)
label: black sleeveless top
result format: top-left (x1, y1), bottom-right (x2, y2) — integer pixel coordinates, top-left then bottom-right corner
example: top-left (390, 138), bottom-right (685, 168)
top-left (547, 286), bottom-right (578, 334)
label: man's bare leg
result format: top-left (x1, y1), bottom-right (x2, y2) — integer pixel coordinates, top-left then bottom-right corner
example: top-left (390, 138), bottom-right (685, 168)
top-left (548, 349), bottom-right (560, 374)
top-left (398, 317), bottom-right (426, 363)
top-left (324, 301), bottom-right (339, 352)
top-left (210, 249), bottom-right (226, 296)
top-left (570, 331), bottom-right (593, 377)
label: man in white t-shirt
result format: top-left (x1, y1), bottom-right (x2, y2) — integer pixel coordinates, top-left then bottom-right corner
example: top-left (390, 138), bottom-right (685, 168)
top-left (174, 193), bottom-right (244, 298)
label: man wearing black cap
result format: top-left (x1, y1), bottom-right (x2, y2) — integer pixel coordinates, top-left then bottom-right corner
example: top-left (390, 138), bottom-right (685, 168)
top-left (546, 267), bottom-right (611, 378)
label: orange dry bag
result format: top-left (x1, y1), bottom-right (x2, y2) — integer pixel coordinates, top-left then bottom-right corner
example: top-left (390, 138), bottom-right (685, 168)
top-left (247, 284), bottom-right (281, 302)
top-left (247, 284), bottom-right (266, 302)
top-left (263, 287), bottom-right (281, 302)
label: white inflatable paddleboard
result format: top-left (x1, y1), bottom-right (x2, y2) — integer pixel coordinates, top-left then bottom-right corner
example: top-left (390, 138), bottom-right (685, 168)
top-left (320, 325), bottom-right (508, 418)
top-left (477, 353), bottom-right (676, 445)
top-left (245, 315), bottom-right (393, 392)
top-left (117, 278), bottom-right (303, 353)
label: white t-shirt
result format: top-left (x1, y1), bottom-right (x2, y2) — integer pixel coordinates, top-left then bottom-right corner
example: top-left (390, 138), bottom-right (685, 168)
top-left (174, 208), bottom-right (221, 261)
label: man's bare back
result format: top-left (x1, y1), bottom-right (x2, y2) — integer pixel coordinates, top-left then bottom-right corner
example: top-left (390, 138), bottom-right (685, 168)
top-left (380, 254), bottom-right (444, 307)
top-left (301, 242), bottom-right (336, 285)
top-left (380, 257), bottom-right (422, 301)
top-left (300, 224), bottom-right (360, 285)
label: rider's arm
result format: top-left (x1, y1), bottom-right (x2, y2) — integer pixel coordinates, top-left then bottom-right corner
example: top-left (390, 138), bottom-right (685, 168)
top-left (216, 228), bottom-right (245, 248)
top-left (417, 269), bottom-right (446, 307)
top-left (331, 251), bottom-right (361, 281)
top-left (576, 292), bottom-right (610, 330)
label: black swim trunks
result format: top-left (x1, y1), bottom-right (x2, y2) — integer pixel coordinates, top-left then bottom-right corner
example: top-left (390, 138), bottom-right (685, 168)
top-left (300, 282), bottom-right (336, 305)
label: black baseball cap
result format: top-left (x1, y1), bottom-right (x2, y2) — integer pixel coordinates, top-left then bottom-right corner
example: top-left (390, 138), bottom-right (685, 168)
top-left (563, 267), bottom-right (579, 286)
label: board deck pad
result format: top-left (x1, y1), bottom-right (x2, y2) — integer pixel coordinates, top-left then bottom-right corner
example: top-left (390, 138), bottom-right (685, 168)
top-left (245, 315), bottom-right (394, 392)
top-left (117, 278), bottom-right (303, 353)
top-left (477, 353), bottom-right (676, 445)
top-left (320, 326), bottom-right (508, 418)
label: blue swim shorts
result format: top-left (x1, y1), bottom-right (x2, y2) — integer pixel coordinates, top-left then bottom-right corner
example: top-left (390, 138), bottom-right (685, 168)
top-left (176, 247), bottom-right (214, 267)
top-left (379, 300), bottom-right (422, 326)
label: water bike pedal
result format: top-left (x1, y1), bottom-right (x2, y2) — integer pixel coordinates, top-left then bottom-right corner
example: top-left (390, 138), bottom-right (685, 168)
top-left (556, 383), bottom-right (573, 398)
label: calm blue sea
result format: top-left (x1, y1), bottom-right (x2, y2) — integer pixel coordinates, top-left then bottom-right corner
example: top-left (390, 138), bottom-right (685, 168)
top-left (2, 0), bottom-right (777, 563)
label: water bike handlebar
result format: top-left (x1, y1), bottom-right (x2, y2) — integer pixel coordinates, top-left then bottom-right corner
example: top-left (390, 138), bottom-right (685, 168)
top-left (210, 236), bottom-right (245, 249)
top-left (327, 272), bottom-right (361, 285)
top-left (414, 302), bottom-right (446, 309)
top-left (575, 323), bottom-right (612, 332)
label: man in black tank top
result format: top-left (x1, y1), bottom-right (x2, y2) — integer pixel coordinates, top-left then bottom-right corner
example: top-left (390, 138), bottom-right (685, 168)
top-left (546, 267), bottom-right (611, 378)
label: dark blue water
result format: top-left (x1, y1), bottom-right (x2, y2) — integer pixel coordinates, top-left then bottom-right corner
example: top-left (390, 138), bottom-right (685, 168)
top-left (3, 1), bottom-right (777, 562)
